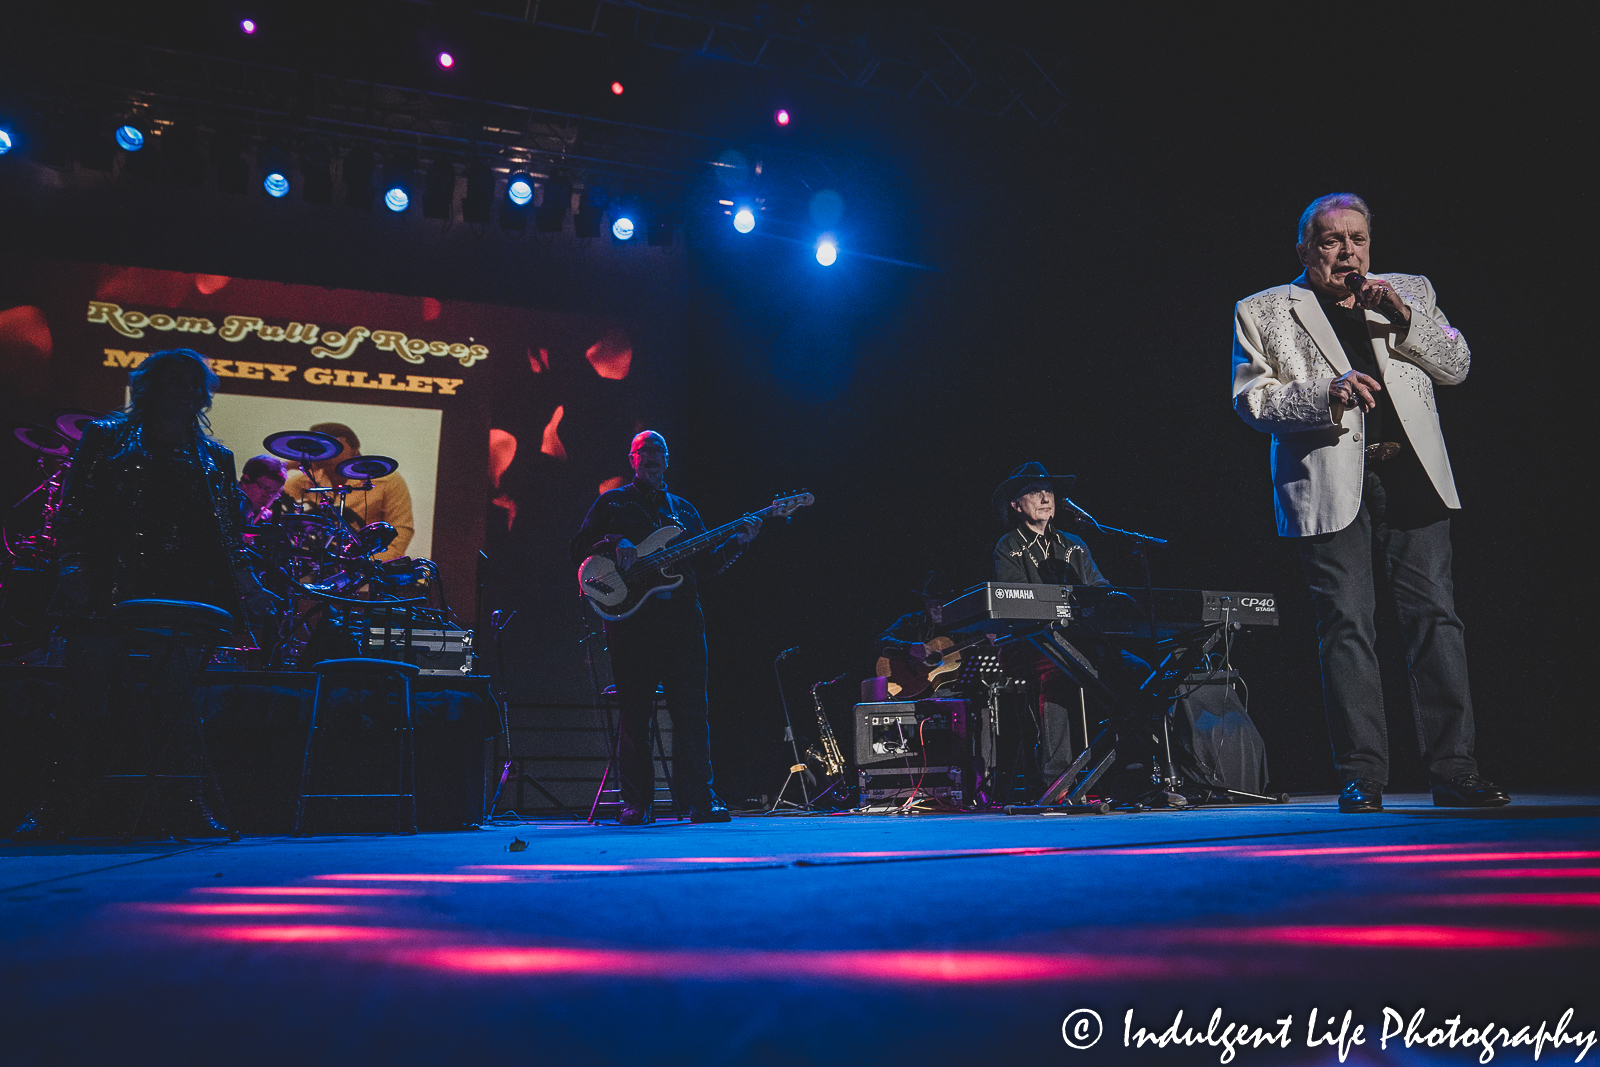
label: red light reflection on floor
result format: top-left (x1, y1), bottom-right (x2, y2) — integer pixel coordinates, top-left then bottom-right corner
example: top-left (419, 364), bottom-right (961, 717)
top-left (463, 864), bottom-right (633, 872)
top-left (1444, 868), bottom-right (1600, 879)
top-left (133, 903), bottom-right (368, 916)
top-left (1180, 925), bottom-right (1594, 949)
top-left (398, 946), bottom-right (1214, 984)
top-left (1401, 894), bottom-right (1600, 908)
top-left (194, 886), bottom-right (425, 896)
top-left (196, 925), bottom-right (424, 943)
top-left (1362, 851), bottom-right (1600, 864)
top-left (314, 874), bottom-right (519, 883)
top-left (1236, 843), bottom-right (1480, 857)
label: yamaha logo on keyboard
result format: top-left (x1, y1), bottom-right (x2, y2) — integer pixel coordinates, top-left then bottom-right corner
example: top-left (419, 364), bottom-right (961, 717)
top-left (995, 587), bottom-right (1035, 599)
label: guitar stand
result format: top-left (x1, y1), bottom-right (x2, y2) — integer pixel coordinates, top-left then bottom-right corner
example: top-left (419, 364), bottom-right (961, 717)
top-left (767, 763), bottom-right (814, 813)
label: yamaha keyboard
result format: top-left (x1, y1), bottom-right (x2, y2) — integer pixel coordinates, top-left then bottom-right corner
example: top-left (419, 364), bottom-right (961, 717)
top-left (941, 583), bottom-right (1277, 639)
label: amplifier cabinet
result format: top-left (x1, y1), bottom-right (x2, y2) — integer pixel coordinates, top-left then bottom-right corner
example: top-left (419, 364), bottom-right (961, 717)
top-left (364, 627), bottom-right (475, 676)
top-left (854, 699), bottom-right (980, 767)
top-left (859, 765), bottom-right (964, 803)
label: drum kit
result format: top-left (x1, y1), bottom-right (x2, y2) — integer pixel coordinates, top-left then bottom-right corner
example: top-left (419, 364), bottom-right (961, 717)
top-left (4, 417), bottom-right (441, 667)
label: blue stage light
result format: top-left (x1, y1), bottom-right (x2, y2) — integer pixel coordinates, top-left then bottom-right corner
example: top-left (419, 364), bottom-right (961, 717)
top-left (263, 171), bottom-right (290, 198)
top-left (612, 216), bottom-right (635, 240)
top-left (115, 125), bottom-right (145, 151)
top-left (0, 129), bottom-right (12, 155)
top-left (507, 173), bottom-right (534, 206)
top-left (733, 207), bottom-right (755, 233)
top-left (384, 186), bottom-right (410, 212)
top-left (815, 236), bottom-right (838, 266)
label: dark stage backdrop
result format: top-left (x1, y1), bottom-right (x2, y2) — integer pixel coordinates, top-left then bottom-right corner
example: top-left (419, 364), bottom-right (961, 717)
top-left (0, 6), bottom-right (1587, 805)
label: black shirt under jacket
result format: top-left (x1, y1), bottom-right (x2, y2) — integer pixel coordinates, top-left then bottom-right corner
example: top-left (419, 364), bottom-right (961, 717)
top-left (992, 525), bottom-right (1110, 587)
top-left (1316, 291), bottom-right (1409, 449)
top-left (569, 479), bottom-right (744, 601)
top-left (878, 611), bottom-right (945, 655)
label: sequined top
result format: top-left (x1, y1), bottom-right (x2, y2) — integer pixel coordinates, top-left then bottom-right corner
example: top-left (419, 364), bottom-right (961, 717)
top-left (49, 414), bottom-right (251, 620)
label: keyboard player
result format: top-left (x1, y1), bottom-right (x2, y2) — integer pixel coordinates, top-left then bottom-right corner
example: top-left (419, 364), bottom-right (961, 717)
top-left (990, 463), bottom-right (1148, 791)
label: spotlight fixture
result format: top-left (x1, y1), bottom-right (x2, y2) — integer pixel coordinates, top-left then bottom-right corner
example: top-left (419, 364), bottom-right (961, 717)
top-left (506, 172), bottom-right (534, 206)
top-left (815, 235), bottom-right (838, 266)
top-left (436, 51), bottom-right (455, 69)
top-left (610, 81), bottom-right (625, 95)
top-left (733, 206), bottom-right (755, 233)
top-left (422, 157), bottom-right (455, 219)
top-left (0, 128), bottom-right (12, 155)
top-left (612, 216), bottom-right (635, 241)
top-left (383, 156), bottom-right (413, 212)
top-left (774, 109), bottom-right (791, 126)
top-left (240, 18), bottom-right (257, 34)
top-left (115, 124), bottom-right (145, 151)
top-left (259, 144), bottom-right (293, 198)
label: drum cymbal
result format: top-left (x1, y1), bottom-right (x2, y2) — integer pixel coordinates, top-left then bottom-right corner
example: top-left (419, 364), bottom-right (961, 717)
top-left (13, 424), bottom-right (70, 456)
top-left (264, 430), bottom-right (342, 463)
top-left (53, 409), bottom-right (106, 441)
top-left (337, 455), bottom-right (398, 480)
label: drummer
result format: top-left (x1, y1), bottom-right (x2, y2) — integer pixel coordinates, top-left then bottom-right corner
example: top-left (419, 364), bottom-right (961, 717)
top-left (238, 454), bottom-right (290, 526)
top-left (281, 421), bottom-right (414, 561)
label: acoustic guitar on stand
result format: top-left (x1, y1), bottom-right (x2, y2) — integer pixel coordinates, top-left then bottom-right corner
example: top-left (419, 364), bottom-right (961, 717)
top-left (578, 491), bottom-right (815, 620)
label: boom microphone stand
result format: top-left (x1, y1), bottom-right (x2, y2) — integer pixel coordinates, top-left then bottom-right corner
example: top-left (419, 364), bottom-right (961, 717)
top-left (483, 606), bottom-right (580, 822)
top-left (767, 646), bottom-right (814, 812)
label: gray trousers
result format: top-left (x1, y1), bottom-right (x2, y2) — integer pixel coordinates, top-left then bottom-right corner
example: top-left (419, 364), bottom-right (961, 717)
top-left (1296, 471), bottom-right (1477, 787)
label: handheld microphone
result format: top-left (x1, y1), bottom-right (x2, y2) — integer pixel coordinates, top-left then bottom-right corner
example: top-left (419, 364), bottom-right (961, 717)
top-left (1345, 271), bottom-right (1367, 294)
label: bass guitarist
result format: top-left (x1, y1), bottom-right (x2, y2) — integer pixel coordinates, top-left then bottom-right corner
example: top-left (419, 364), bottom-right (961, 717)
top-left (569, 431), bottom-right (760, 825)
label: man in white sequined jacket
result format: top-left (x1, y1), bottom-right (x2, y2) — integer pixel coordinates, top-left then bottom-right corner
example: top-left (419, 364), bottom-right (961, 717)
top-left (1230, 192), bottom-right (1507, 814)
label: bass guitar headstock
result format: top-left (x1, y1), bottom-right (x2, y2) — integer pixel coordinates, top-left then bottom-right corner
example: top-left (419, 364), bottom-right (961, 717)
top-left (770, 490), bottom-right (815, 519)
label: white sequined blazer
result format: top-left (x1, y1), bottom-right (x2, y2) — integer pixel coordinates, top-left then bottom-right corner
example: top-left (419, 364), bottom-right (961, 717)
top-left (1231, 272), bottom-right (1471, 537)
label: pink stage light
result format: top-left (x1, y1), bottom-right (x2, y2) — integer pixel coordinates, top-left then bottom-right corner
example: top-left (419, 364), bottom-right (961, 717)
top-left (1179, 925), bottom-right (1595, 950)
top-left (398, 946), bottom-right (1214, 984)
top-left (464, 864), bottom-right (631, 872)
top-left (1445, 867), bottom-right (1600, 878)
top-left (194, 886), bottom-right (423, 896)
top-left (1237, 843), bottom-right (1476, 858)
top-left (196, 925), bottom-right (421, 943)
top-left (436, 52), bottom-right (455, 70)
top-left (239, 19), bottom-right (257, 35)
top-left (134, 903), bottom-right (366, 916)
top-left (1401, 893), bottom-right (1600, 908)
top-left (610, 81), bottom-right (625, 95)
top-left (774, 109), bottom-right (790, 126)
top-left (314, 873), bottom-right (519, 883)
top-left (1361, 851), bottom-right (1600, 864)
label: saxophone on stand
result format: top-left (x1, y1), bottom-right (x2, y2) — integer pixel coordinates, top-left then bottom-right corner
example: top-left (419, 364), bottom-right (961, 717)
top-left (805, 677), bottom-right (847, 779)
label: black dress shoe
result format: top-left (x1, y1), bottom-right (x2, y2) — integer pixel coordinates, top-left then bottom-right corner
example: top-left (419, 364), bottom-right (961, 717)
top-left (1432, 773), bottom-right (1511, 808)
top-left (616, 805), bottom-right (654, 826)
top-left (688, 794), bottom-right (731, 823)
top-left (1338, 778), bottom-right (1384, 813)
top-left (181, 799), bottom-right (240, 840)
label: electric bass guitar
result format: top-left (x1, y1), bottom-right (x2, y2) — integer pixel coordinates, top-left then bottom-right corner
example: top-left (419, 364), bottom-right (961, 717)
top-left (578, 491), bottom-right (815, 620)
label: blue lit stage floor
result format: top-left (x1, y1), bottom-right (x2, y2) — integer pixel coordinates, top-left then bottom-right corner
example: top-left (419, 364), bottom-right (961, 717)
top-left (4, 795), bottom-right (1596, 1065)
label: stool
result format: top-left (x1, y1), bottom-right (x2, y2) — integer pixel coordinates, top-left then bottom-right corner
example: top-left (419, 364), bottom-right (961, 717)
top-left (106, 598), bottom-right (238, 842)
top-left (589, 684), bottom-right (680, 822)
top-left (294, 658), bottom-right (420, 835)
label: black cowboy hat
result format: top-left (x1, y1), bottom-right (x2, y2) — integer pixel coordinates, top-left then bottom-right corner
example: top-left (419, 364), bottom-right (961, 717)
top-left (910, 570), bottom-right (960, 601)
top-left (991, 462), bottom-right (1076, 521)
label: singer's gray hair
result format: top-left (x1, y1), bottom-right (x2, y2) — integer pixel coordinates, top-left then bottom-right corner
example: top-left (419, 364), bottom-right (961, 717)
top-left (1297, 193), bottom-right (1373, 246)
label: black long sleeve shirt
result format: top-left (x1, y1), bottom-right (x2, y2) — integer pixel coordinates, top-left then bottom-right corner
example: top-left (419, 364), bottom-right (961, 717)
top-left (569, 479), bottom-right (744, 601)
top-left (991, 526), bottom-right (1110, 587)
